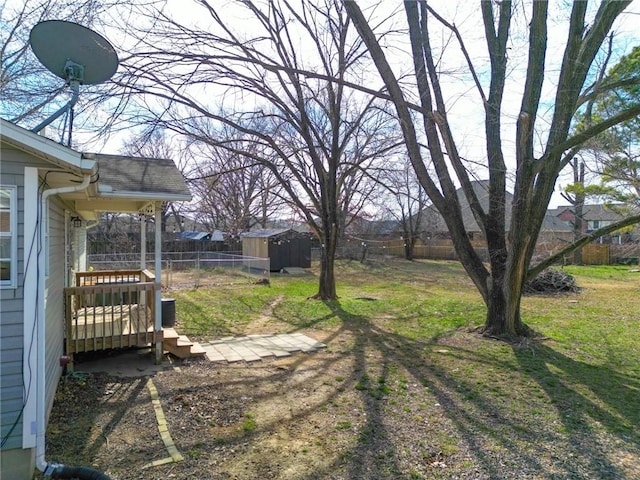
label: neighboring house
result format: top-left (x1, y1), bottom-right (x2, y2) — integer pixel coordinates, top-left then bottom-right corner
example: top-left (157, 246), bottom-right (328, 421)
top-left (350, 218), bottom-right (403, 240)
top-left (242, 229), bottom-right (311, 271)
top-left (175, 230), bottom-right (226, 242)
top-left (417, 180), bottom-right (573, 242)
top-left (0, 119), bottom-right (191, 479)
top-left (171, 230), bottom-right (228, 252)
top-left (549, 204), bottom-right (639, 243)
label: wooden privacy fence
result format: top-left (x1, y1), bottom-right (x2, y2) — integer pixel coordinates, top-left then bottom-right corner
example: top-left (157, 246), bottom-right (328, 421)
top-left (334, 239), bottom-right (640, 266)
top-left (64, 269), bottom-right (161, 355)
top-left (581, 244), bottom-right (611, 265)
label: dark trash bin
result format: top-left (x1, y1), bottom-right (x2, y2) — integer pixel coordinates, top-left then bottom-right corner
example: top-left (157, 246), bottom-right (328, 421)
top-left (161, 298), bottom-right (176, 327)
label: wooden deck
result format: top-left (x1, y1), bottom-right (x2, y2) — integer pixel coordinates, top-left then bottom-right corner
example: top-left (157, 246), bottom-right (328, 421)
top-left (65, 270), bottom-right (162, 355)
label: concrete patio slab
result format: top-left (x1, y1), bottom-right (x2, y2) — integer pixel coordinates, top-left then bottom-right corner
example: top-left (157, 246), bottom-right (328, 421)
top-left (71, 333), bottom-right (327, 376)
top-left (200, 333), bottom-right (326, 363)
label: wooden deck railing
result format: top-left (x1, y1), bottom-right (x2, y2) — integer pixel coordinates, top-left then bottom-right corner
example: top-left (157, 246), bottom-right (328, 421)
top-left (64, 269), bottom-right (162, 354)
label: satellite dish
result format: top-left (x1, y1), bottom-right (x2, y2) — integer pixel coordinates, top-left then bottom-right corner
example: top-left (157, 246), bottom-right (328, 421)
top-left (30, 20), bottom-right (118, 85)
top-left (28, 20), bottom-right (119, 140)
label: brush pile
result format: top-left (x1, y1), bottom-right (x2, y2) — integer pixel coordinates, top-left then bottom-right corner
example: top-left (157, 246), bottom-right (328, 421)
top-left (524, 268), bottom-right (580, 294)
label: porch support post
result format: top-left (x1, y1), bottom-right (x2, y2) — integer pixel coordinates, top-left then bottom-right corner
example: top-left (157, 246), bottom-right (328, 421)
top-left (154, 202), bottom-right (163, 364)
top-left (77, 225), bottom-right (87, 273)
top-left (140, 214), bottom-right (146, 270)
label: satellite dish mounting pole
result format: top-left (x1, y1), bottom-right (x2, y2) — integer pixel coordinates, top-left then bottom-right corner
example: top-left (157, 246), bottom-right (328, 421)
top-left (30, 80), bottom-right (79, 136)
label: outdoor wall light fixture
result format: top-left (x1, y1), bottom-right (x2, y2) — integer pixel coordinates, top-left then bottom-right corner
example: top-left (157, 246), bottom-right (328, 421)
top-left (70, 216), bottom-right (82, 228)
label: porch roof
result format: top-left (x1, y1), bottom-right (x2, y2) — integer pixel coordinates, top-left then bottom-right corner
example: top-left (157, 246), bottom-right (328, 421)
top-left (1, 119), bottom-right (192, 220)
top-left (70, 154), bottom-right (192, 220)
top-left (70, 154), bottom-right (192, 219)
top-left (92, 154), bottom-right (191, 202)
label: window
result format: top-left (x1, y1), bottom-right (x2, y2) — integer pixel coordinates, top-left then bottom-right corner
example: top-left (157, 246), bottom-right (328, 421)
top-left (0, 186), bottom-right (17, 288)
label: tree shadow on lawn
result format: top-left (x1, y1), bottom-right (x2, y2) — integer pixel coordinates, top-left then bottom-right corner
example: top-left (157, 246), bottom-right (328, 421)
top-left (310, 300), bottom-right (638, 479)
top-left (319, 301), bottom-right (542, 479)
top-left (513, 341), bottom-right (640, 478)
top-left (43, 300), bottom-right (638, 479)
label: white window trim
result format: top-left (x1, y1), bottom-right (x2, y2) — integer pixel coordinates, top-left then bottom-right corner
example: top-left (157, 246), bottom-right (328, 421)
top-left (0, 185), bottom-right (18, 288)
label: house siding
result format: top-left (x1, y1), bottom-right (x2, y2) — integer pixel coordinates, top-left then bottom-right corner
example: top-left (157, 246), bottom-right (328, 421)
top-left (44, 196), bottom-right (66, 418)
top-left (0, 155), bottom-right (26, 451)
top-left (1, 147), bottom-right (66, 460)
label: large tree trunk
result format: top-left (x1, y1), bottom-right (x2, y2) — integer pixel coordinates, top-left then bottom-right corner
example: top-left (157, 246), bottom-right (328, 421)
top-left (316, 226), bottom-right (338, 299)
top-left (403, 229), bottom-right (415, 260)
top-left (404, 241), bottom-right (414, 261)
top-left (483, 276), bottom-right (529, 338)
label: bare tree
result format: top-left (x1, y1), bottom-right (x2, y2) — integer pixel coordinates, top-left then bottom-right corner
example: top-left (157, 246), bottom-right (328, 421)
top-left (111, 0), bottom-right (402, 299)
top-left (186, 128), bottom-right (288, 236)
top-left (379, 157), bottom-right (429, 260)
top-left (344, 0), bottom-right (640, 336)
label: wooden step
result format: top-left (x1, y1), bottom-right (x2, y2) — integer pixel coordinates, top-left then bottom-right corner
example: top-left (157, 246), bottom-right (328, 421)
top-left (163, 327), bottom-right (179, 342)
top-left (162, 328), bottom-right (205, 359)
top-left (189, 342), bottom-right (207, 357)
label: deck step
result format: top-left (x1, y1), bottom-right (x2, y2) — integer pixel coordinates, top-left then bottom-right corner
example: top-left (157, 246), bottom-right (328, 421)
top-left (189, 342), bottom-right (207, 357)
top-left (163, 329), bottom-right (205, 359)
top-left (176, 335), bottom-right (193, 347)
top-left (163, 328), bottom-right (180, 341)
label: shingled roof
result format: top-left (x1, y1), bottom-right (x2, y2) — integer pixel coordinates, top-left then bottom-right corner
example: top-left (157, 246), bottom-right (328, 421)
top-left (419, 180), bottom-right (571, 233)
top-left (92, 154), bottom-right (191, 201)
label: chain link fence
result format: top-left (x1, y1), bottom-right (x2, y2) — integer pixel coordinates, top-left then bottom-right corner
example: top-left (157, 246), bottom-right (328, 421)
top-left (87, 251), bottom-right (270, 290)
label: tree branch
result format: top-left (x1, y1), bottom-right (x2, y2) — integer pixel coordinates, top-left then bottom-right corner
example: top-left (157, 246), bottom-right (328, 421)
top-left (528, 213), bottom-right (640, 278)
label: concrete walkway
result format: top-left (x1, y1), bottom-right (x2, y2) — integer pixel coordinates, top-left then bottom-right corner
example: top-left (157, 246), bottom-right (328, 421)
top-left (200, 333), bottom-right (326, 363)
top-left (75, 334), bottom-right (326, 377)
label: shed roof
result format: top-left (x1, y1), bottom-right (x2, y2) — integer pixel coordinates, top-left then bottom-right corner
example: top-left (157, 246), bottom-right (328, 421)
top-left (242, 228), bottom-right (295, 238)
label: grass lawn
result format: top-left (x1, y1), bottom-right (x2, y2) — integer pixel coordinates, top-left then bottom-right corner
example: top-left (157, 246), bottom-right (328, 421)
top-left (173, 259), bottom-right (640, 477)
top-left (43, 259), bottom-right (640, 479)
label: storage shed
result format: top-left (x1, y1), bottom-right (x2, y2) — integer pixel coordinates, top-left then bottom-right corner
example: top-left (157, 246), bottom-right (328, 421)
top-left (242, 229), bottom-right (311, 271)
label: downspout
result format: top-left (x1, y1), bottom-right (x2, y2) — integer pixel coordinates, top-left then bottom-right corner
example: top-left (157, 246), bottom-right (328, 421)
top-left (36, 174), bottom-right (111, 479)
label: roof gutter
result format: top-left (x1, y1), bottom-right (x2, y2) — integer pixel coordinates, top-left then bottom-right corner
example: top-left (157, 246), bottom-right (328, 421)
top-left (97, 186), bottom-right (192, 202)
top-left (35, 175), bottom-right (111, 479)
top-left (0, 119), bottom-right (95, 176)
